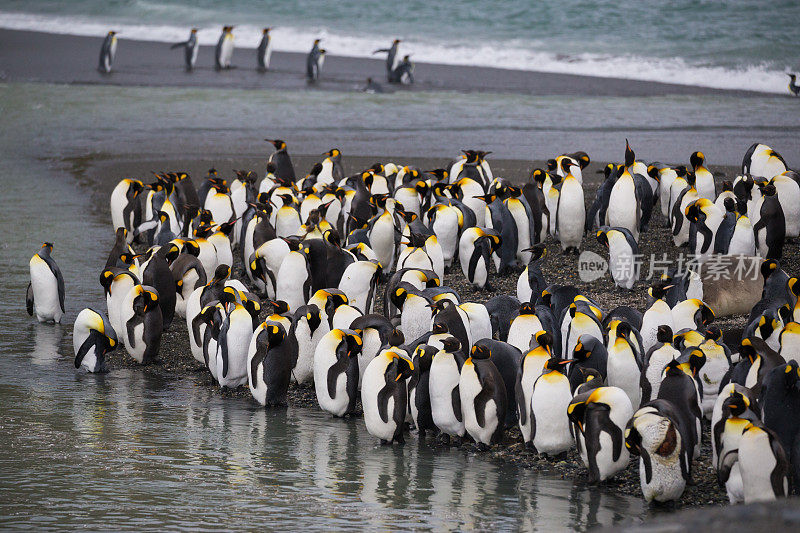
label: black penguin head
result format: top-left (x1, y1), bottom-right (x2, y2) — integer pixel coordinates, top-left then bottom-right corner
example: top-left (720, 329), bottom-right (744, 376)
top-left (99, 268), bottom-right (116, 293)
top-left (211, 264), bottom-right (231, 284)
top-left (696, 302), bottom-right (715, 327)
top-left (391, 286), bottom-right (408, 308)
top-left (687, 348), bottom-right (706, 376)
top-left (522, 243), bottom-right (547, 262)
top-left (441, 336), bottom-right (461, 353)
top-left (759, 183), bottom-right (777, 197)
top-left (268, 300), bottom-right (290, 316)
top-left (431, 323), bottom-right (449, 335)
top-left (543, 357), bottom-right (573, 374)
top-left (721, 391), bottom-right (749, 418)
top-left (615, 321), bottom-right (632, 340)
top-left (656, 325), bottom-right (674, 344)
top-left (263, 27), bottom-right (271, 34)
top-left (119, 252), bottom-right (139, 266)
top-left (530, 168), bottom-right (546, 185)
top-left (388, 328), bottom-right (405, 347)
top-left (789, 277), bottom-right (800, 299)
top-left (567, 394), bottom-right (589, 428)
top-left (740, 339), bottom-right (759, 365)
top-left (41, 242), bottom-right (54, 252)
top-left (324, 148), bottom-right (340, 159)
top-left (624, 139), bottom-right (635, 167)
top-left (546, 159), bottom-right (557, 172)
top-left (783, 360), bottom-right (800, 390)
top-left (470, 344), bottom-right (491, 360)
top-left (760, 259), bottom-right (780, 281)
top-left (265, 323), bottom-right (286, 347)
top-left (723, 196), bottom-right (736, 213)
top-left (559, 157), bottom-right (574, 174)
top-left (540, 289), bottom-right (552, 308)
top-left (462, 150), bottom-right (479, 164)
top-left (579, 367), bottom-right (603, 385)
top-left (390, 354), bottom-right (414, 382)
top-left (314, 38), bottom-right (321, 45)
top-left (343, 330), bottom-right (363, 358)
top-left (647, 165), bottom-right (660, 180)
top-left (690, 151), bottom-right (705, 169)
top-left (535, 331), bottom-right (553, 353)
top-left (413, 344), bottom-right (436, 372)
top-left (595, 229), bottom-right (609, 247)
top-left (519, 302), bottom-right (535, 316)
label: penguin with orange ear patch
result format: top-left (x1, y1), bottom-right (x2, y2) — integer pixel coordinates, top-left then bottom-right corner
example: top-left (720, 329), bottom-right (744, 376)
top-left (361, 348), bottom-right (414, 444)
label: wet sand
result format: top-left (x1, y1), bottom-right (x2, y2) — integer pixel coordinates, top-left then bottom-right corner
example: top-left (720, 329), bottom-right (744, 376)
top-left (0, 29), bottom-right (773, 97)
top-left (60, 151), bottom-right (800, 510)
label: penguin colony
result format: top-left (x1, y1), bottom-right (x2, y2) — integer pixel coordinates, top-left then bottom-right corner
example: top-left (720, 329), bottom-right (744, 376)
top-left (100, 27), bottom-right (414, 86)
top-left (27, 139), bottom-right (800, 507)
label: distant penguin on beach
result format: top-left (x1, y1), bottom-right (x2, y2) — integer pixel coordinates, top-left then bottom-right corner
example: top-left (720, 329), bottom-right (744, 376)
top-left (257, 28), bottom-right (273, 71)
top-left (389, 55), bottom-right (414, 85)
top-left (363, 77), bottom-right (384, 94)
top-left (306, 39), bottom-right (325, 82)
top-left (171, 28), bottom-right (199, 71)
top-left (373, 39), bottom-right (401, 79)
top-left (215, 26), bottom-right (235, 70)
top-left (788, 74), bottom-right (800, 97)
top-left (98, 31), bottom-right (118, 73)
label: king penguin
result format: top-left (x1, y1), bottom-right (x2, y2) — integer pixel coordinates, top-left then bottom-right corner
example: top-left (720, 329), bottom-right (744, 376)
top-left (460, 344), bottom-right (507, 448)
top-left (171, 28), bottom-right (199, 71)
top-left (98, 31), bottom-right (118, 73)
top-left (361, 349), bottom-right (414, 444)
top-left (257, 28), bottom-right (273, 71)
top-left (215, 26), bottom-right (235, 70)
top-left (73, 308), bottom-right (117, 373)
top-left (306, 39), bottom-right (326, 82)
top-left (27, 243), bottom-right (65, 324)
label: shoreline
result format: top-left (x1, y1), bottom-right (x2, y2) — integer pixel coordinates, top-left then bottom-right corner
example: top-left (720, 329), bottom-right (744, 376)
top-left (61, 151), bottom-right (791, 511)
top-left (0, 29), bottom-right (777, 98)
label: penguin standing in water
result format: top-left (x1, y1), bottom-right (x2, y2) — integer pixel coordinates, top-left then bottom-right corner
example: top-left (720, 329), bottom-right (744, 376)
top-left (98, 31), bottom-right (118, 73)
top-left (373, 39), bottom-right (401, 79)
top-left (256, 28), bottom-right (273, 71)
top-left (247, 323), bottom-right (295, 407)
top-left (306, 39), bottom-right (326, 82)
top-left (390, 55), bottom-right (414, 85)
top-left (313, 329), bottom-right (362, 417)
top-left (216, 289), bottom-right (256, 388)
top-left (625, 402), bottom-right (687, 503)
top-left (568, 386), bottom-right (633, 482)
top-left (530, 357), bottom-right (574, 455)
top-left (738, 423), bottom-right (790, 503)
top-left (27, 243), bottom-right (65, 324)
top-left (171, 28), bottom-right (199, 71)
top-left (460, 344), bottom-right (507, 448)
top-left (429, 337), bottom-right (468, 444)
top-left (215, 26), bottom-right (235, 70)
top-left (361, 349), bottom-right (414, 444)
top-left (409, 344), bottom-right (438, 437)
top-left (121, 285), bottom-right (163, 364)
top-left (73, 308), bottom-right (117, 373)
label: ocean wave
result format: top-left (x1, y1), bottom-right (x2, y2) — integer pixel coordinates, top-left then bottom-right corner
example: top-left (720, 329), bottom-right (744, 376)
top-left (0, 11), bottom-right (790, 94)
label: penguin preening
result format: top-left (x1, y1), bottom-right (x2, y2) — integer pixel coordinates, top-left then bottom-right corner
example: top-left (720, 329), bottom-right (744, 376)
top-left (98, 31), bottom-right (118, 73)
top-left (171, 28), bottom-right (199, 71)
top-left (27, 243), bottom-right (65, 324)
top-left (73, 308), bottom-right (117, 373)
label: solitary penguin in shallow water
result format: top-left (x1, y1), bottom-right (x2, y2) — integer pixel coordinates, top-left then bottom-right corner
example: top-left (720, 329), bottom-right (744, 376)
top-left (27, 243), bottom-right (65, 324)
top-left (257, 28), bottom-right (273, 71)
top-left (215, 26), bottom-right (235, 70)
top-left (98, 31), bottom-right (118, 73)
top-left (306, 39), bottom-right (326, 82)
top-left (73, 308), bottom-right (117, 373)
top-left (171, 28), bottom-right (199, 71)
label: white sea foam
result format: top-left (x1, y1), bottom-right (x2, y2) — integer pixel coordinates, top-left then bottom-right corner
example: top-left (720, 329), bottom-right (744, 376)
top-left (0, 11), bottom-right (790, 94)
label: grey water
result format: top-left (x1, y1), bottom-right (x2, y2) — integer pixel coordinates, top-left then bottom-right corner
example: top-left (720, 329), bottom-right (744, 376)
top-left (0, 81), bottom-right (657, 529)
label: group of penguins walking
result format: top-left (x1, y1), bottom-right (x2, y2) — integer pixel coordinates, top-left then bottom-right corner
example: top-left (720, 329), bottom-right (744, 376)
top-left (99, 27), bottom-right (413, 86)
top-left (25, 137), bottom-right (800, 506)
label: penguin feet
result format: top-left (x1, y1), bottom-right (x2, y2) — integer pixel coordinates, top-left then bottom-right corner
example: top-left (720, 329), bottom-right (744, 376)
top-left (380, 439), bottom-right (391, 446)
top-left (476, 442), bottom-right (490, 453)
top-left (483, 283), bottom-right (496, 292)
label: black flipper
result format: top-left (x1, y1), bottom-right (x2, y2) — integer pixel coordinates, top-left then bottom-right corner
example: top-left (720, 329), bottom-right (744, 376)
top-left (26, 283), bottom-right (34, 316)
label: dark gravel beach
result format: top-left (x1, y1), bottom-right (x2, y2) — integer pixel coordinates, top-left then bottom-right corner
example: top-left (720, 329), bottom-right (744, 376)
top-left (66, 152), bottom-right (799, 511)
top-left (0, 29), bottom-right (774, 98)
